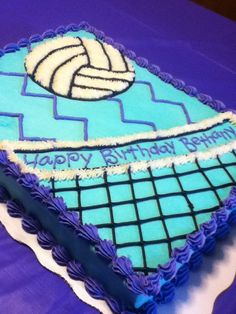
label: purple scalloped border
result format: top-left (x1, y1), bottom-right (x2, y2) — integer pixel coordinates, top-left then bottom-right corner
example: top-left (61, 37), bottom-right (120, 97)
top-left (0, 21), bottom-right (226, 113)
top-left (0, 22), bottom-right (235, 311)
top-left (3, 198), bottom-right (124, 314)
top-left (1, 149), bottom-right (236, 308)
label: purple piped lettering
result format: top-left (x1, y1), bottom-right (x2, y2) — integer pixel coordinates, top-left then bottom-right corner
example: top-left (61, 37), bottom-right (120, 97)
top-left (100, 148), bottom-right (118, 166)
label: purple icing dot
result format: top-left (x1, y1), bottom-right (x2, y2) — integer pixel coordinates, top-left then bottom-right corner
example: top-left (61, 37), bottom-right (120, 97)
top-left (125, 49), bottom-right (136, 60)
top-left (58, 210), bottom-right (80, 229)
top-left (95, 239), bottom-right (116, 260)
top-left (171, 78), bottom-right (185, 90)
top-left (52, 245), bottom-right (71, 266)
top-left (22, 216), bottom-right (41, 234)
top-left (66, 23), bottom-right (79, 32)
top-left (78, 21), bottom-right (90, 30)
top-left (184, 85), bottom-right (198, 96)
top-left (158, 72), bottom-right (173, 82)
top-left (146, 272), bottom-right (161, 295)
top-left (4, 43), bottom-right (19, 53)
top-left (77, 223), bottom-right (100, 243)
top-left (67, 260), bottom-right (86, 281)
top-left (187, 230), bottom-right (205, 250)
top-left (17, 38), bottom-right (30, 47)
top-left (37, 230), bottom-right (56, 250)
top-left (7, 200), bottom-right (23, 218)
top-left (135, 57), bottom-right (149, 68)
top-left (212, 99), bottom-right (226, 111)
top-left (55, 25), bottom-right (67, 35)
top-left (197, 93), bottom-right (213, 104)
top-left (31, 185), bottom-right (52, 203)
top-left (29, 34), bottom-right (43, 43)
top-left (126, 274), bottom-right (147, 295)
top-left (104, 36), bottom-right (114, 45)
top-left (113, 42), bottom-right (125, 53)
top-left (46, 196), bottom-right (67, 214)
top-left (85, 278), bottom-right (105, 298)
top-left (112, 256), bottom-right (134, 277)
top-left (0, 151), bottom-right (8, 165)
top-left (213, 208), bottom-right (229, 224)
top-left (0, 49), bottom-right (5, 57)
top-left (4, 162), bottom-right (21, 178)
top-left (172, 244), bottom-right (191, 264)
top-left (93, 30), bottom-right (105, 40)
top-left (42, 29), bottom-right (56, 39)
top-left (158, 258), bottom-right (177, 281)
top-left (147, 64), bottom-right (161, 75)
top-left (200, 219), bottom-right (217, 236)
top-left (17, 173), bottom-right (39, 189)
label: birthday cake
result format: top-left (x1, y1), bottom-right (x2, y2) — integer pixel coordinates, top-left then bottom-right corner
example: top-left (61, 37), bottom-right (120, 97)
top-left (0, 22), bottom-right (236, 314)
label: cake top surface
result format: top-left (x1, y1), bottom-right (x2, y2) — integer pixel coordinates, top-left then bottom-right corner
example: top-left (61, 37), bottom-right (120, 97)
top-left (0, 23), bottom-right (236, 314)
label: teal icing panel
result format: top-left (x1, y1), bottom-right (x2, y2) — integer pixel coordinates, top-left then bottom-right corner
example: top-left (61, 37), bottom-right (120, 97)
top-left (0, 48), bottom-right (29, 72)
top-left (0, 116), bottom-right (19, 140)
top-left (113, 204), bottom-right (137, 223)
top-left (38, 151), bottom-right (236, 269)
top-left (82, 207), bottom-right (111, 225)
top-left (160, 196), bottom-right (190, 215)
top-left (137, 200), bottom-right (160, 220)
top-left (118, 246), bottom-right (144, 268)
top-left (116, 225), bottom-right (140, 244)
top-left (141, 221), bottom-right (166, 241)
top-left (166, 216), bottom-right (196, 238)
top-left (145, 244), bottom-right (169, 267)
top-left (0, 29), bottom-right (223, 142)
top-left (81, 187), bottom-right (108, 206)
top-left (1, 27), bottom-right (236, 272)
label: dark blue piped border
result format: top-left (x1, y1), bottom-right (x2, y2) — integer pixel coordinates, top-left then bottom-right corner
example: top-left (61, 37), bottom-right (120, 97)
top-left (0, 21), bottom-right (226, 113)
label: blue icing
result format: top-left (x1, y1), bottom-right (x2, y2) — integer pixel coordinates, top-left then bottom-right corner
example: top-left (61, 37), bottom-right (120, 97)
top-left (1, 28), bottom-right (236, 271)
top-left (0, 30), bottom-right (219, 142)
top-left (43, 152), bottom-right (236, 268)
top-left (0, 47), bottom-right (29, 73)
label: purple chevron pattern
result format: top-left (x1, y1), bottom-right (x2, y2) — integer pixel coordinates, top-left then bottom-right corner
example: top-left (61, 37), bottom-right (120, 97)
top-left (108, 97), bottom-right (157, 131)
top-left (21, 74), bottom-right (89, 140)
top-left (134, 80), bottom-right (192, 124)
top-left (0, 71), bottom-right (193, 142)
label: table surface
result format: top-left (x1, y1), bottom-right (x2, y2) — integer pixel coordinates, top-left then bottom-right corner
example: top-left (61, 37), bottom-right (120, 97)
top-left (0, 0), bottom-right (235, 313)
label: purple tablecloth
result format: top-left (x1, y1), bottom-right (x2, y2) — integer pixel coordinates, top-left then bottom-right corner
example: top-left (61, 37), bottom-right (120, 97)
top-left (0, 1), bottom-right (235, 313)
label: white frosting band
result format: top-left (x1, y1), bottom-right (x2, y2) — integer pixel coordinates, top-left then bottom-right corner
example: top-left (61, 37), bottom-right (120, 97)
top-left (1, 111), bottom-right (235, 150)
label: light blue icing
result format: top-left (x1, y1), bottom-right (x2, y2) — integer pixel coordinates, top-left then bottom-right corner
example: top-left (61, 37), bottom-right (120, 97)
top-left (41, 151), bottom-right (236, 268)
top-left (0, 30), bottom-right (218, 142)
top-left (1, 29), bottom-right (236, 270)
top-left (17, 121), bottom-right (236, 171)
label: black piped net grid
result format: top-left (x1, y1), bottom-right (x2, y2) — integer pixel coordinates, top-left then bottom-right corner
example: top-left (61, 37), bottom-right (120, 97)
top-left (49, 152), bottom-right (236, 275)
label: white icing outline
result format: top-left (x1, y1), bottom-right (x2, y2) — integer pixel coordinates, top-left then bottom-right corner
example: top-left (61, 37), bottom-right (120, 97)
top-left (0, 203), bottom-right (111, 314)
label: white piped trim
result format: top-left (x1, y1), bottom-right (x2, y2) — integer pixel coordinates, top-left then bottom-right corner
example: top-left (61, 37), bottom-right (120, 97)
top-left (1, 136), bottom-right (236, 181)
top-left (1, 111), bottom-right (235, 150)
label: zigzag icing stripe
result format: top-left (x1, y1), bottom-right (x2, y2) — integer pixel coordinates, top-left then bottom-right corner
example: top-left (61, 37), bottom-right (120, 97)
top-left (2, 136), bottom-right (236, 180)
top-left (134, 81), bottom-right (192, 124)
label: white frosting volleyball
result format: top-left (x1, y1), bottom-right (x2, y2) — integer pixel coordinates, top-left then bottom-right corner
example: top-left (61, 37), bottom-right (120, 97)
top-left (25, 36), bottom-right (135, 100)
